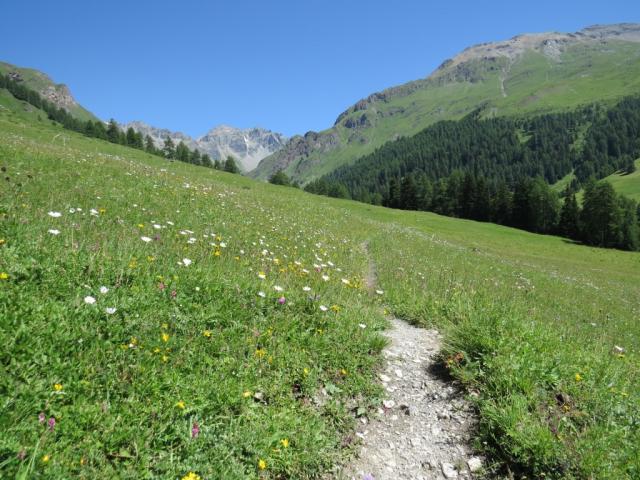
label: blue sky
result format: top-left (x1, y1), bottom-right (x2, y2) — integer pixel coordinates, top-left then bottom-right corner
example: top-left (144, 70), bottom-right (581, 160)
top-left (2, 0), bottom-right (638, 137)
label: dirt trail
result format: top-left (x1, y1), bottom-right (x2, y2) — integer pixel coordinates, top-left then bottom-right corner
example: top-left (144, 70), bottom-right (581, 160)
top-left (336, 243), bottom-right (482, 479)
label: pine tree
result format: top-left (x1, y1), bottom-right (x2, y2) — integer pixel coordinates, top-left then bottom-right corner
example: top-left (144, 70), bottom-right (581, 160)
top-left (223, 156), bottom-right (240, 174)
top-left (190, 149), bottom-right (202, 166)
top-left (145, 135), bottom-right (156, 154)
top-left (618, 196), bottom-right (639, 250)
top-left (559, 193), bottom-right (581, 239)
top-left (175, 141), bottom-right (190, 162)
top-left (162, 137), bottom-right (175, 159)
top-left (269, 170), bottom-right (291, 186)
top-left (386, 178), bottom-right (401, 208)
top-left (106, 119), bottom-right (120, 144)
top-left (581, 180), bottom-right (622, 247)
top-left (201, 153), bottom-right (212, 167)
top-left (400, 175), bottom-right (418, 210)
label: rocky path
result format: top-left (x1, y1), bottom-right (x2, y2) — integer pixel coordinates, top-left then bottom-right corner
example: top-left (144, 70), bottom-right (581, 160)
top-left (336, 244), bottom-right (483, 479)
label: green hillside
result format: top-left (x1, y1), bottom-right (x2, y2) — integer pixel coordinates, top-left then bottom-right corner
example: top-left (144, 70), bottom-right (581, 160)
top-left (1, 86), bottom-right (639, 478)
top-left (603, 159), bottom-right (640, 200)
top-left (252, 25), bottom-right (640, 183)
top-left (0, 61), bottom-right (98, 122)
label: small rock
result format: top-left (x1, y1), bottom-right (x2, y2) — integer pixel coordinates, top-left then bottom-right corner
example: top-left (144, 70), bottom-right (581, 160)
top-left (383, 400), bottom-right (396, 409)
top-left (379, 374), bottom-right (392, 383)
top-left (437, 411), bottom-right (450, 420)
top-left (467, 457), bottom-right (483, 473)
top-left (441, 462), bottom-right (458, 478)
top-left (395, 369), bottom-right (403, 378)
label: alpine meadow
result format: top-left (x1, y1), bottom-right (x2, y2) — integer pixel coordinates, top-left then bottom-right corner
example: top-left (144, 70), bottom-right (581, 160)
top-left (1, 9), bottom-right (640, 480)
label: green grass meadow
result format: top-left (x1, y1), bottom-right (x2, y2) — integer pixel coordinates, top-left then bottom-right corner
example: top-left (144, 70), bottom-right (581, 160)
top-left (1, 104), bottom-right (639, 478)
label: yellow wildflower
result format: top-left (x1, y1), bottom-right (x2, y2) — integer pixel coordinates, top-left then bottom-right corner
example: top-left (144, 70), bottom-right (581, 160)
top-left (176, 400), bottom-right (186, 409)
top-left (243, 390), bottom-right (252, 398)
top-left (258, 459), bottom-right (267, 470)
top-left (280, 438), bottom-right (289, 448)
top-left (99, 208), bottom-right (106, 214)
top-left (340, 369), bottom-right (348, 376)
top-left (0, 272), bottom-right (8, 280)
top-left (203, 330), bottom-right (212, 338)
top-left (303, 367), bottom-right (309, 376)
top-left (0, 238), bottom-right (5, 245)
top-left (162, 333), bottom-right (170, 343)
top-left (181, 472), bottom-right (201, 480)
top-left (42, 454), bottom-right (50, 463)
top-left (137, 223), bottom-right (144, 228)
top-left (54, 383), bottom-right (63, 391)
top-left (575, 373), bottom-right (583, 382)
top-left (162, 355), bottom-right (169, 362)
top-left (214, 250), bottom-right (221, 257)
top-left (162, 323), bottom-right (169, 329)
top-left (255, 348), bottom-right (266, 358)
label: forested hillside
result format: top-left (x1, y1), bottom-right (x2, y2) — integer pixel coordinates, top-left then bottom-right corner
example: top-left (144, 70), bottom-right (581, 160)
top-left (305, 97), bottom-right (640, 250)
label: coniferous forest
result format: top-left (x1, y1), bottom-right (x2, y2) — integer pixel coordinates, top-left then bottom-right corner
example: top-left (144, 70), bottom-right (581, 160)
top-left (305, 98), bottom-right (640, 250)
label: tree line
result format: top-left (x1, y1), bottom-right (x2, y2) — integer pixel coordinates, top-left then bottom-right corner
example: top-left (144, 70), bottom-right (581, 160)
top-left (305, 98), bottom-right (640, 251)
top-left (0, 72), bottom-right (241, 174)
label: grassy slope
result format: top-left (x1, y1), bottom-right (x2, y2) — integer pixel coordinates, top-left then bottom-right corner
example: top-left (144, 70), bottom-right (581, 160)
top-left (0, 61), bottom-right (98, 123)
top-left (552, 159), bottom-right (640, 201)
top-left (253, 41), bottom-right (640, 183)
top-left (602, 159), bottom-right (640, 201)
top-left (1, 107), bottom-right (639, 478)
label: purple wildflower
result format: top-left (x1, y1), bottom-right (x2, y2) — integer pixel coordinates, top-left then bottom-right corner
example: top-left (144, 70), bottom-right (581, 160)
top-left (191, 422), bottom-right (200, 439)
top-left (48, 417), bottom-right (56, 431)
top-left (278, 296), bottom-right (286, 305)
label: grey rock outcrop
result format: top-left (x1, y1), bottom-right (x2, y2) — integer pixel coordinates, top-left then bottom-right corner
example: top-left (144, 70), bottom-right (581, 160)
top-left (124, 121), bottom-right (287, 172)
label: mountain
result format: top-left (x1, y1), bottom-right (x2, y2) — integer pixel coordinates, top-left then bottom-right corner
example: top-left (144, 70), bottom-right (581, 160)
top-left (0, 61), bottom-right (98, 122)
top-left (124, 121), bottom-right (287, 171)
top-left (252, 23), bottom-right (640, 183)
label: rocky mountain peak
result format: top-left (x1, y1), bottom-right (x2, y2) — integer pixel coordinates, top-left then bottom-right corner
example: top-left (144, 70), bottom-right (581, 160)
top-left (124, 121), bottom-right (287, 172)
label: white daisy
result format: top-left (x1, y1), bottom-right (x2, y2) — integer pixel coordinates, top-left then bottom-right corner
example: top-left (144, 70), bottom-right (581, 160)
top-left (140, 236), bottom-right (152, 243)
top-left (105, 307), bottom-right (117, 315)
top-left (48, 211), bottom-right (62, 218)
top-left (84, 296), bottom-right (96, 305)
top-left (99, 286), bottom-right (109, 294)
top-left (48, 229), bottom-right (61, 235)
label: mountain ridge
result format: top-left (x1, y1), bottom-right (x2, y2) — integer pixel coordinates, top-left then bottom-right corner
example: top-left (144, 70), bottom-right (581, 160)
top-left (124, 120), bottom-right (287, 171)
top-left (0, 61), bottom-right (98, 122)
top-left (252, 23), bottom-right (640, 183)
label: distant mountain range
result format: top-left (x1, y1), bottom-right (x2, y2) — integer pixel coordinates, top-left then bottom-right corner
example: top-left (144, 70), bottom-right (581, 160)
top-left (0, 61), bottom-right (287, 171)
top-left (123, 121), bottom-right (287, 172)
top-left (252, 23), bottom-right (640, 183)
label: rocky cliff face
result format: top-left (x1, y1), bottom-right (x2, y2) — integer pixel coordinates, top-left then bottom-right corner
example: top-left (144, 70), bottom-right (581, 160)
top-left (124, 121), bottom-right (286, 172)
top-left (252, 23), bottom-right (640, 183)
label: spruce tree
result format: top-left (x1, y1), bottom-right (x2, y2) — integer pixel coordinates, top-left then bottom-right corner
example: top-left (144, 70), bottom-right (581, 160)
top-left (162, 137), bottom-right (175, 159)
top-left (106, 119), bottom-right (120, 144)
top-left (223, 156), bottom-right (240, 174)
top-left (559, 193), bottom-right (581, 239)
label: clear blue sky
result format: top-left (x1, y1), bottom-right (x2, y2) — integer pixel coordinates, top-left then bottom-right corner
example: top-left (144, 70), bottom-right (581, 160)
top-left (2, 0), bottom-right (638, 137)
